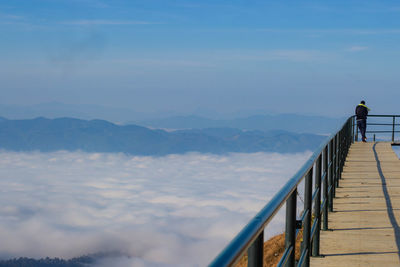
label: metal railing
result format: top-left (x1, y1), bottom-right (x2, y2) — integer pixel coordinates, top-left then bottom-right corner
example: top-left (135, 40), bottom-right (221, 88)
top-left (353, 115), bottom-right (400, 142)
top-left (209, 116), bottom-right (355, 267)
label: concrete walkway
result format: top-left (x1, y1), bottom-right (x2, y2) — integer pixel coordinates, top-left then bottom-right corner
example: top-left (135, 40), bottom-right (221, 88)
top-left (311, 142), bottom-right (400, 267)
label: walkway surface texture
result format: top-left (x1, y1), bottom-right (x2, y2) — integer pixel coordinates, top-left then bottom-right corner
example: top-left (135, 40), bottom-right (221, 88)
top-left (310, 142), bottom-right (400, 267)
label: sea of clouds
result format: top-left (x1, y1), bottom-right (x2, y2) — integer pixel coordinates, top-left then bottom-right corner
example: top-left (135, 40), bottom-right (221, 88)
top-left (0, 150), bottom-right (310, 266)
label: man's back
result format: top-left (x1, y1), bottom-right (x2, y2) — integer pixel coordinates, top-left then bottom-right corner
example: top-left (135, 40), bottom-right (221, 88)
top-left (355, 104), bottom-right (368, 120)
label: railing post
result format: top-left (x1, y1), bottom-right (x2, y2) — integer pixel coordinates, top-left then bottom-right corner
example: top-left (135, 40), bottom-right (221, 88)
top-left (329, 139), bottom-right (334, 212)
top-left (332, 137), bottom-right (336, 198)
top-left (323, 146), bottom-right (329, 230)
top-left (355, 117), bottom-right (358, 142)
top-left (312, 155), bottom-right (322, 256)
top-left (285, 189), bottom-right (297, 267)
top-left (335, 133), bottom-right (339, 188)
top-left (303, 169), bottom-right (313, 266)
top-left (248, 231), bottom-right (264, 267)
top-left (350, 118), bottom-right (352, 147)
top-left (340, 128), bottom-right (345, 179)
top-left (338, 132), bottom-right (342, 182)
top-left (344, 119), bottom-right (351, 148)
top-left (351, 116), bottom-right (355, 143)
top-left (392, 116), bottom-right (395, 142)
top-left (348, 118), bottom-right (352, 152)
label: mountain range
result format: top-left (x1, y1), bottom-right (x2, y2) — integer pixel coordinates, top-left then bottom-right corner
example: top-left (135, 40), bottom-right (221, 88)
top-left (0, 117), bottom-right (327, 155)
top-left (0, 103), bottom-right (343, 134)
top-left (134, 114), bottom-right (343, 134)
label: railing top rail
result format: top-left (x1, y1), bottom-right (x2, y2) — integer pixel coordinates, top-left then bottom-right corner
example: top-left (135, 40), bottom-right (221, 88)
top-left (366, 114), bottom-right (400, 117)
top-left (209, 116), bottom-right (352, 267)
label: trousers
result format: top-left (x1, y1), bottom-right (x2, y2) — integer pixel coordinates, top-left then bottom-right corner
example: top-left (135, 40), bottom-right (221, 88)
top-left (357, 119), bottom-right (367, 140)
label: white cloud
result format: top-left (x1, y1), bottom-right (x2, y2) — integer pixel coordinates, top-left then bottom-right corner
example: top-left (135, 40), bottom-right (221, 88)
top-left (0, 151), bottom-right (310, 266)
top-left (0, 14), bottom-right (23, 20)
top-left (200, 49), bottom-right (331, 63)
top-left (257, 49), bottom-right (328, 62)
top-left (108, 49), bottom-right (331, 70)
top-left (61, 20), bottom-right (156, 25)
top-left (255, 28), bottom-right (400, 35)
top-left (74, 0), bottom-right (109, 9)
top-left (347, 46), bottom-right (369, 52)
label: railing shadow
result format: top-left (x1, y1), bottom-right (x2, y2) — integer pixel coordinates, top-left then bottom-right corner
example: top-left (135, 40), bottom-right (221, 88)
top-left (337, 209), bottom-right (400, 212)
top-left (324, 251), bottom-right (398, 257)
top-left (334, 226), bottom-right (393, 231)
top-left (373, 142), bottom-right (400, 260)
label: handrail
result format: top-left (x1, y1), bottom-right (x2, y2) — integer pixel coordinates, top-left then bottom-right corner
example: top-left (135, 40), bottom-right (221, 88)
top-left (354, 114), bottom-right (400, 142)
top-left (209, 116), bottom-right (354, 267)
top-left (366, 115), bottom-right (400, 117)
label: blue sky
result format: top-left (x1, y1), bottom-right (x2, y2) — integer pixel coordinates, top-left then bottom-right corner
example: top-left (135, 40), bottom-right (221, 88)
top-left (1, 0), bottom-right (400, 117)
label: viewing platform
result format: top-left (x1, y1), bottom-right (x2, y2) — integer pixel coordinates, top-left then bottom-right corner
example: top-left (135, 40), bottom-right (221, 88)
top-left (311, 141), bottom-right (400, 267)
top-left (210, 115), bottom-right (400, 267)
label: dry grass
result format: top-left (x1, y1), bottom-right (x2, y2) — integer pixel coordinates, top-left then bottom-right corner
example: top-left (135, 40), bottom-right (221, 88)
top-left (235, 230), bottom-right (303, 267)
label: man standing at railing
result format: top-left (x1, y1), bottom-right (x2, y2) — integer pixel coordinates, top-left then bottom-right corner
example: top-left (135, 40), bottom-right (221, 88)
top-left (355, 100), bottom-right (371, 142)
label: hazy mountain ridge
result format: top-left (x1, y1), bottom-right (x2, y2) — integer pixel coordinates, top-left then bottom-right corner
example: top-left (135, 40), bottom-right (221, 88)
top-left (134, 114), bottom-right (343, 134)
top-left (0, 103), bottom-right (343, 134)
top-left (0, 117), bottom-right (327, 155)
top-left (0, 103), bottom-right (146, 123)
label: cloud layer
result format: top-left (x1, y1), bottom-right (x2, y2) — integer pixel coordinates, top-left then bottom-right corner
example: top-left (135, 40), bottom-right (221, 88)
top-left (0, 151), bottom-right (310, 266)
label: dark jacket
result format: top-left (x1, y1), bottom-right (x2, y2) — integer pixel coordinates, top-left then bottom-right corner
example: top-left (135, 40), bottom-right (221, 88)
top-left (355, 104), bottom-right (369, 120)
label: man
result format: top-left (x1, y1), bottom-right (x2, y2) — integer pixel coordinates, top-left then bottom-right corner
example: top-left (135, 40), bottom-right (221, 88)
top-left (355, 100), bottom-right (370, 142)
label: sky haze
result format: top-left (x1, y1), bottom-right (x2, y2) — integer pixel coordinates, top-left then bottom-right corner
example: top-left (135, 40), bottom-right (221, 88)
top-left (1, 1), bottom-right (399, 117)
